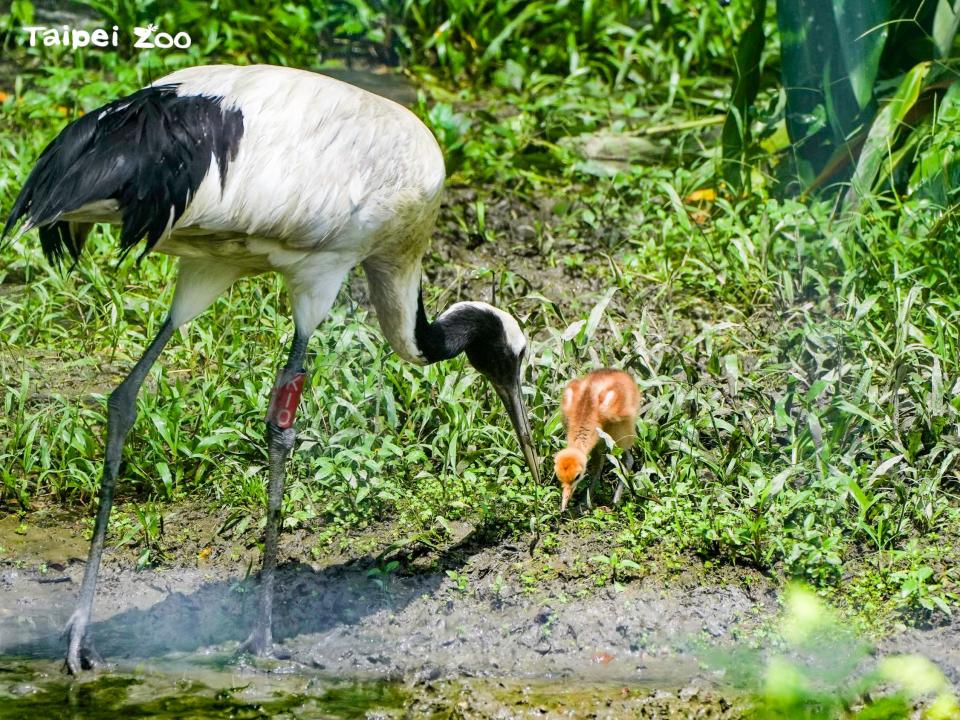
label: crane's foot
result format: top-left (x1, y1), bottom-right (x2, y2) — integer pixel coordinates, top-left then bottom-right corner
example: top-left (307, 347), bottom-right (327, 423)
top-left (63, 616), bottom-right (106, 674)
top-left (64, 643), bottom-right (106, 674)
top-left (236, 630), bottom-right (291, 660)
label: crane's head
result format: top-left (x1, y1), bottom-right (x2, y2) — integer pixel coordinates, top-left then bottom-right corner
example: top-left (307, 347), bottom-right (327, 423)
top-left (435, 301), bottom-right (542, 485)
top-left (554, 447), bottom-right (587, 511)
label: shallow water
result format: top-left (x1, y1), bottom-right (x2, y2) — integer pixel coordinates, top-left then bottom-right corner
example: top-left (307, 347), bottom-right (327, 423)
top-left (0, 655), bottom-right (743, 719)
top-left (0, 656), bottom-right (409, 720)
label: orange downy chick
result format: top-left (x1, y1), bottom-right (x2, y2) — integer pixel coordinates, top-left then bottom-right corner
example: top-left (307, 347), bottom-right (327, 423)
top-left (554, 369), bottom-right (640, 511)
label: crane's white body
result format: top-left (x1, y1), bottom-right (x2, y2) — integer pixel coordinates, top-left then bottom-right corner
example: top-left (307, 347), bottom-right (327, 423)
top-left (90, 65), bottom-right (445, 358)
top-left (7, 63), bottom-right (540, 673)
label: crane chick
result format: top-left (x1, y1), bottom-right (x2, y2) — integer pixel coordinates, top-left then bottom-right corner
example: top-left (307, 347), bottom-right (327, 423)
top-left (555, 369), bottom-right (640, 511)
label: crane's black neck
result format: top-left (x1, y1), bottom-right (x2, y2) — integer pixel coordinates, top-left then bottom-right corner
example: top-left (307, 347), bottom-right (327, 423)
top-left (414, 288), bottom-right (508, 370)
top-left (414, 289), bottom-right (470, 364)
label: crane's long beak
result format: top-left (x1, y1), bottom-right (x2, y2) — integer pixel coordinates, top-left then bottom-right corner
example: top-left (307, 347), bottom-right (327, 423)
top-left (492, 378), bottom-right (542, 485)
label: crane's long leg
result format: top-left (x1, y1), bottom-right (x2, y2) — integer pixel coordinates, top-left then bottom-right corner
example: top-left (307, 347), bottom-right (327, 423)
top-left (239, 331), bottom-right (310, 657)
top-left (65, 317), bottom-right (175, 674)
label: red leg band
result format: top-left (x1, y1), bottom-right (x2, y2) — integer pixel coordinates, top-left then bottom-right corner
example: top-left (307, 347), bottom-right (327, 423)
top-left (266, 371), bottom-right (306, 429)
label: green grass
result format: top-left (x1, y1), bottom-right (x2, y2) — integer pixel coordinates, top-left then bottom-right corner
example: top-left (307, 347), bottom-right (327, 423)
top-left (713, 584), bottom-right (960, 719)
top-left (1, 0), bottom-right (958, 634)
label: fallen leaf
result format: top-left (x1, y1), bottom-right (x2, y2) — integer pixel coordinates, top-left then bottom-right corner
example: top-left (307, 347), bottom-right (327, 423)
top-left (684, 188), bottom-right (717, 203)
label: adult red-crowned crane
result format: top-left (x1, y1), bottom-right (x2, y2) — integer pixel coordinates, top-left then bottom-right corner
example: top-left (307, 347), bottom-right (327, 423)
top-left (2, 64), bottom-right (542, 674)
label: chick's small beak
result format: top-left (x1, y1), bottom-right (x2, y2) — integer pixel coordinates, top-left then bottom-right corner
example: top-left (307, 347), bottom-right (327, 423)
top-left (560, 483), bottom-right (573, 512)
top-left (493, 378), bottom-right (541, 485)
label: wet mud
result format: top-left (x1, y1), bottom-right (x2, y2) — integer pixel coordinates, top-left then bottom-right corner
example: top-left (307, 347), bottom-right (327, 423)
top-left (0, 510), bottom-right (763, 680)
top-left (1, 510), bottom-right (957, 717)
top-left (0, 509), bottom-right (761, 717)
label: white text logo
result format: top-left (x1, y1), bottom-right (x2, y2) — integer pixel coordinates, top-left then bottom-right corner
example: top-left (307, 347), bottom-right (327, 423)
top-left (23, 24), bottom-right (192, 50)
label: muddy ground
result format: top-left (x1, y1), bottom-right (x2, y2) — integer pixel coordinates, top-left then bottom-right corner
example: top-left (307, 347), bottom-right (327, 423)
top-left (0, 508), bottom-right (768, 678)
top-left (1, 507), bottom-right (958, 717)
top-left (0, 507), bottom-right (762, 717)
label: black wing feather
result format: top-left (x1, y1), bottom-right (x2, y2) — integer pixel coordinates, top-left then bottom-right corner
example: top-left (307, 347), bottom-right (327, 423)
top-left (2, 84), bottom-right (244, 264)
